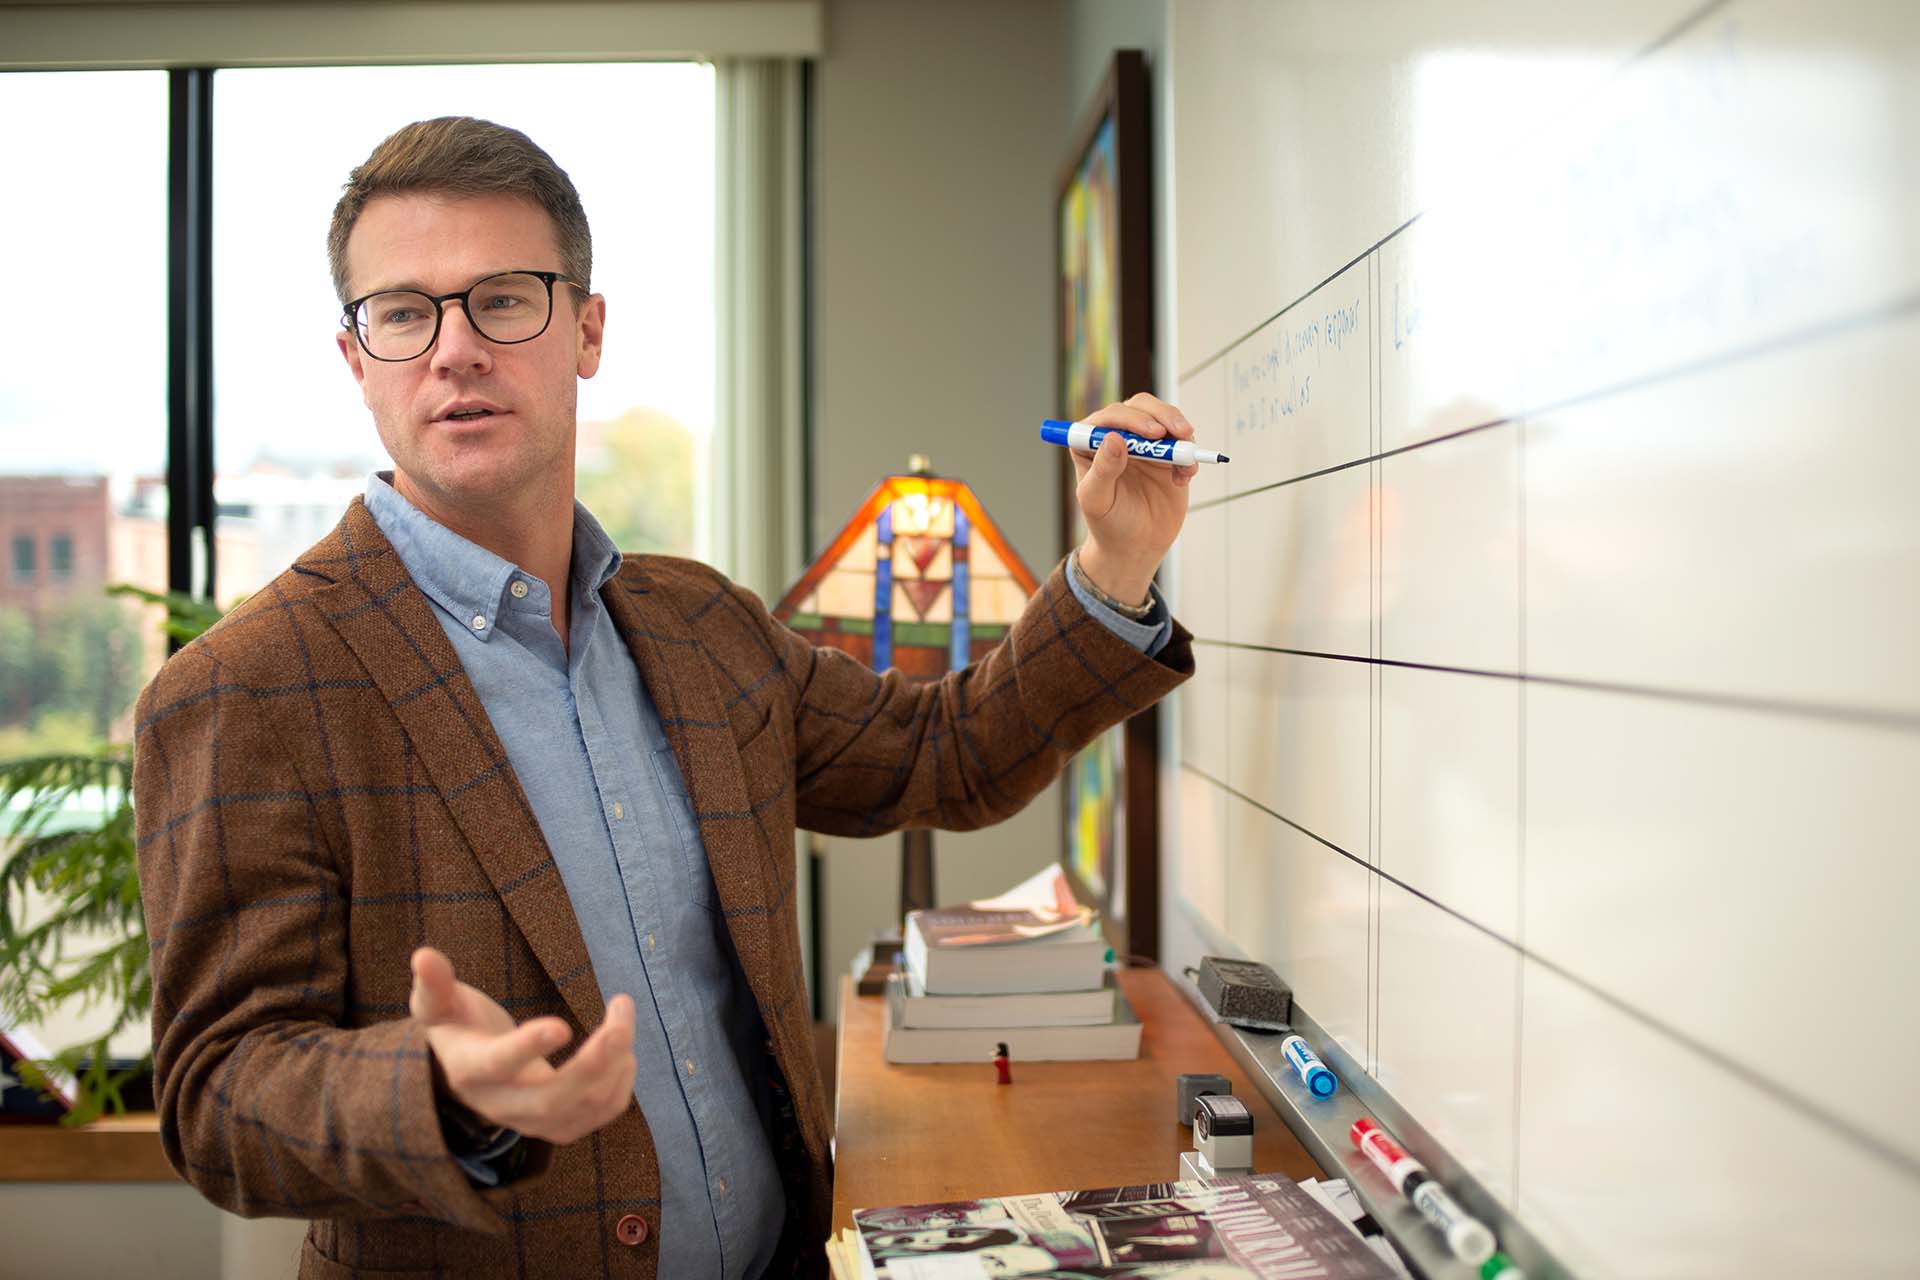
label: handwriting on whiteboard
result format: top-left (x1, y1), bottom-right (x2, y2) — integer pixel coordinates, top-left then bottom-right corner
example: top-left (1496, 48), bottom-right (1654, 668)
top-left (1231, 296), bottom-right (1361, 433)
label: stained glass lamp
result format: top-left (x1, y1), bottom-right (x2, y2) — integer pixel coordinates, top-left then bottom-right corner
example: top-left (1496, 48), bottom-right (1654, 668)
top-left (773, 457), bottom-right (1040, 917)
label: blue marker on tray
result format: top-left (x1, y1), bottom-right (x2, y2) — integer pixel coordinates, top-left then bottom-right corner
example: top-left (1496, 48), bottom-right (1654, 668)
top-left (1280, 1034), bottom-right (1339, 1098)
top-left (1040, 419), bottom-right (1230, 466)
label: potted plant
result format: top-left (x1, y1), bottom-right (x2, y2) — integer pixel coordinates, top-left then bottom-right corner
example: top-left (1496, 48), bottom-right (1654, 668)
top-left (0, 585), bottom-right (224, 1125)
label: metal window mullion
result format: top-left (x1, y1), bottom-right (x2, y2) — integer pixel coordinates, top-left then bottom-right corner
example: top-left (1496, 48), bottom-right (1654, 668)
top-left (167, 67), bottom-right (215, 617)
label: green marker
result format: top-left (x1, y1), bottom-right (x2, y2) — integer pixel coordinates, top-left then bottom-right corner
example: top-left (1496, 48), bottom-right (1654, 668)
top-left (1481, 1251), bottom-right (1526, 1280)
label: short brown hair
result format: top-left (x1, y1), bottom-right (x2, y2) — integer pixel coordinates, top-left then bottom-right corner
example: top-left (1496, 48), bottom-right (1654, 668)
top-left (326, 116), bottom-right (592, 303)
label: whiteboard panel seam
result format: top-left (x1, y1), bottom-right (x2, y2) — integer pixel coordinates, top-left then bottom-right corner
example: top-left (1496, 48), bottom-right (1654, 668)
top-left (1177, 762), bottom-right (1920, 1186)
top-left (1197, 283), bottom-right (1920, 514)
top-left (1191, 637), bottom-right (1920, 734)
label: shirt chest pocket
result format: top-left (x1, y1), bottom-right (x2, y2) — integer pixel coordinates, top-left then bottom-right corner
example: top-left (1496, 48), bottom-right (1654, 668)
top-left (650, 744), bottom-right (719, 913)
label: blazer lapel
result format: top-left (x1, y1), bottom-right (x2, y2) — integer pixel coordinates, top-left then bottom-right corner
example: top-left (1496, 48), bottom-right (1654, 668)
top-left (299, 500), bottom-right (605, 1033)
top-left (601, 568), bottom-right (782, 1005)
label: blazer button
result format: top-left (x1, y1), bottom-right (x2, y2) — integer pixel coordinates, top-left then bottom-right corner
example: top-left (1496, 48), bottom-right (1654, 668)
top-left (615, 1214), bottom-right (650, 1247)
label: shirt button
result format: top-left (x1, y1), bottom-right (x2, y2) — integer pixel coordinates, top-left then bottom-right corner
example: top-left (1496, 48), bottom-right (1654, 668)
top-left (614, 1214), bottom-right (649, 1247)
top-left (684, 1058), bottom-right (697, 1076)
top-left (470, 614), bottom-right (488, 631)
top-left (646, 934), bottom-right (657, 950)
top-left (715, 1177), bottom-right (728, 1197)
top-left (509, 579), bottom-right (529, 599)
top-left (612, 801), bottom-right (624, 820)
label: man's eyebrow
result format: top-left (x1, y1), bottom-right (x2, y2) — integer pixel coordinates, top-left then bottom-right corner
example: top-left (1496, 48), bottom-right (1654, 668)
top-left (353, 270), bottom-right (535, 298)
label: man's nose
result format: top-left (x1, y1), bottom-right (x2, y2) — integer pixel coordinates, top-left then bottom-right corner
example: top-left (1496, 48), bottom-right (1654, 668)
top-left (429, 300), bottom-right (493, 372)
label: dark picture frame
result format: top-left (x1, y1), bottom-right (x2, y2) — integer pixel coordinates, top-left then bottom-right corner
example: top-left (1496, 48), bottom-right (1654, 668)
top-left (1055, 50), bottom-right (1158, 963)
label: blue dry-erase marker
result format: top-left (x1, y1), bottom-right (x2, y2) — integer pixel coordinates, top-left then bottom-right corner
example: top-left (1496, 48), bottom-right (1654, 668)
top-left (1040, 419), bottom-right (1229, 466)
top-left (1281, 1034), bottom-right (1339, 1098)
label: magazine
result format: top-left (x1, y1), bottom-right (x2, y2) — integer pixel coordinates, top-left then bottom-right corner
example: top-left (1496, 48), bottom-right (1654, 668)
top-left (852, 1174), bottom-right (1397, 1279)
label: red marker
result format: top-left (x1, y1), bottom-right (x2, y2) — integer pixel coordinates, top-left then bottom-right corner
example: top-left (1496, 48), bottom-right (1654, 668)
top-left (1351, 1117), bottom-right (1495, 1265)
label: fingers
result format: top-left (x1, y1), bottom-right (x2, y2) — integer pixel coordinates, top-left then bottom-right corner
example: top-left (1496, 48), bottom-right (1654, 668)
top-left (431, 995), bottom-right (638, 1145)
top-left (1081, 393), bottom-right (1195, 442)
top-left (1080, 402), bottom-right (1166, 439)
top-left (1124, 390), bottom-right (1195, 440)
top-left (523, 997), bottom-right (637, 1143)
top-left (471, 1016), bottom-right (573, 1082)
top-left (1075, 431), bottom-right (1129, 521)
top-left (409, 947), bottom-right (458, 1025)
top-left (552, 996), bottom-right (634, 1091)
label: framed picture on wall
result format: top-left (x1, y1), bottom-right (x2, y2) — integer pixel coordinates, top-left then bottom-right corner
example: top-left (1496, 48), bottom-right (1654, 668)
top-left (1055, 49), bottom-right (1157, 963)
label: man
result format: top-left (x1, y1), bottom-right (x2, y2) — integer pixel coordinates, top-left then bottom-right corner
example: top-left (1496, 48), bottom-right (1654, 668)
top-left (134, 117), bottom-right (1198, 1279)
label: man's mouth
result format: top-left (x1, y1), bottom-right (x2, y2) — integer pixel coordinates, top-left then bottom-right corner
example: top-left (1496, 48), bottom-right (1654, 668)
top-left (445, 409), bottom-right (494, 421)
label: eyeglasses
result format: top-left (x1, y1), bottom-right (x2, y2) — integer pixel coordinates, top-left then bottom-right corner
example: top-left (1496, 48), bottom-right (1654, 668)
top-left (342, 270), bottom-right (586, 362)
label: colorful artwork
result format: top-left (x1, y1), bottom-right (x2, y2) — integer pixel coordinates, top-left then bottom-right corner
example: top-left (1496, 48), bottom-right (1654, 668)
top-left (773, 474), bottom-right (1039, 683)
top-left (1068, 726), bottom-right (1119, 900)
top-left (1061, 116), bottom-right (1121, 419)
top-left (1060, 113), bottom-right (1126, 905)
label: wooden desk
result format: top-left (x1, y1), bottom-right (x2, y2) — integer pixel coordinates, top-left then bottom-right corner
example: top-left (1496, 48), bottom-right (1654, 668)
top-left (0, 1112), bottom-right (177, 1182)
top-left (831, 968), bottom-right (1322, 1229)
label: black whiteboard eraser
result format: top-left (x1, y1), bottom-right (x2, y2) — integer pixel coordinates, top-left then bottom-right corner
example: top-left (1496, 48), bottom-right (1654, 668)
top-left (1196, 956), bottom-right (1293, 1030)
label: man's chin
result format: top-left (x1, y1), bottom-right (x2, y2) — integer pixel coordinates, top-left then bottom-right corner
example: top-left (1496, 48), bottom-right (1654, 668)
top-left (396, 458), bottom-right (541, 510)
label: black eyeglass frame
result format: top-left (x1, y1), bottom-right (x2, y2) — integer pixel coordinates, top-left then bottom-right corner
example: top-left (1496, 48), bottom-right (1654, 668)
top-left (341, 269), bottom-right (588, 362)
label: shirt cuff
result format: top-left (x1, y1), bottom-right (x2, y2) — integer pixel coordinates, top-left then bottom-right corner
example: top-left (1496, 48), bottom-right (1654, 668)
top-left (1065, 556), bottom-right (1173, 659)
top-left (451, 1128), bottom-right (525, 1188)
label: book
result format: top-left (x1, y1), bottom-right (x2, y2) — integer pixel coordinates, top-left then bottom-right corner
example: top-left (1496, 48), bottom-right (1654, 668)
top-left (897, 970), bottom-right (1118, 1029)
top-left (0, 1022), bottom-right (76, 1121)
top-left (851, 1174), bottom-right (1399, 1279)
top-left (903, 909), bottom-right (1110, 995)
top-left (882, 973), bottom-right (1142, 1063)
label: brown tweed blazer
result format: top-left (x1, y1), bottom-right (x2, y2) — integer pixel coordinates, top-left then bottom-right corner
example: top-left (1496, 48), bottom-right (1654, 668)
top-left (134, 497), bottom-right (1192, 1279)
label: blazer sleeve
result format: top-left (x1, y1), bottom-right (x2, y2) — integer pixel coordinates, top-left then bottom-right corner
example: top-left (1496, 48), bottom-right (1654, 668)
top-left (750, 559), bottom-right (1195, 836)
top-left (133, 643), bottom-right (546, 1234)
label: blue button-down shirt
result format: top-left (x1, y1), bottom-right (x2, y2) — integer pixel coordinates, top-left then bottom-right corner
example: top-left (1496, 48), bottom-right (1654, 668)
top-left (364, 472), bottom-right (1168, 1279)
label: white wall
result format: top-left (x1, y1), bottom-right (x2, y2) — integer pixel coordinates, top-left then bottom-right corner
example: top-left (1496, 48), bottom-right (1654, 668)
top-left (1163, 1), bottom-right (1920, 1275)
top-left (0, 1185), bottom-right (306, 1280)
top-left (811, 0), bottom-right (1076, 1017)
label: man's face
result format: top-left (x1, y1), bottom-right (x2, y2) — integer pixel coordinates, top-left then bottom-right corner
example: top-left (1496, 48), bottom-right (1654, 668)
top-left (337, 192), bottom-right (604, 512)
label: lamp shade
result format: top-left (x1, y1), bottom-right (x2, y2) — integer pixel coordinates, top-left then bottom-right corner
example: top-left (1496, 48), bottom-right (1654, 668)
top-left (773, 473), bottom-right (1040, 680)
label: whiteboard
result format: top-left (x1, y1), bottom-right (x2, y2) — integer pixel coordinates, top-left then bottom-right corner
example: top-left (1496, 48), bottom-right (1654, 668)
top-left (1164, 1), bottom-right (1920, 1274)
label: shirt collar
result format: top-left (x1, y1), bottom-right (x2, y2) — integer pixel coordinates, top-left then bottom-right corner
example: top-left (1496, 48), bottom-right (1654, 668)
top-left (363, 472), bottom-right (625, 642)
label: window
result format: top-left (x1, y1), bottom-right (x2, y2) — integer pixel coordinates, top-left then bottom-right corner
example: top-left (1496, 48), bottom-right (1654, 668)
top-left (0, 61), bottom-right (720, 1076)
top-left (213, 63), bottom-right (715, 596)
top-left (0, 72), bottom-right (168, 761)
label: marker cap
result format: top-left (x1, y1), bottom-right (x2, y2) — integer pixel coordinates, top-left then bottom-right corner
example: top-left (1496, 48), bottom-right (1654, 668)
top-left (1481, 1251), bottom-right (1526, 1280)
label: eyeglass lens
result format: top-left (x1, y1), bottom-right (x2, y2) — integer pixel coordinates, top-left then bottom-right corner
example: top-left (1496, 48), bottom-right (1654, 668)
top-left (354, 272), bottom-right (553, 360)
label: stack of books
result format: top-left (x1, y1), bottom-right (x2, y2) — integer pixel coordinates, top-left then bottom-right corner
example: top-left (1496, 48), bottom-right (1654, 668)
top-left (882, 866), bottom-right (1142, 1064)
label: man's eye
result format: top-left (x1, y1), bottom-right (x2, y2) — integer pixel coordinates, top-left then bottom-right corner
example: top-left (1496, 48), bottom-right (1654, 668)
top-left (483, 294), bottom-right (526, 311)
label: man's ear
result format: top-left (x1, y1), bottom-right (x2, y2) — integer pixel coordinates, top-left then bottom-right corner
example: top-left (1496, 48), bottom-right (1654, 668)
top-left (575, 294), bottom-right (607, 380)
top-left (337, 330), bottom-right (373, 408)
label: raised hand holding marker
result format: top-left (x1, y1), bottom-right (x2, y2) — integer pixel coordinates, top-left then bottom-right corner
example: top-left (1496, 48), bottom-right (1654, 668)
top-left (1041, 419), bottom-right (1229, 466)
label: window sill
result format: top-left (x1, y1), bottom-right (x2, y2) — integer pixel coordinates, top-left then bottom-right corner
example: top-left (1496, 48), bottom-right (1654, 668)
top-left (0, 1112), bottom-right (177, 1183)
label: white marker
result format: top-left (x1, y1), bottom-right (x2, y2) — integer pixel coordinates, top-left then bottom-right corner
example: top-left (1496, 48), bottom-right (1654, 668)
top-left (1040, 419), bottom-right (1229, 465)
top-left (1351, 1117), bottom-right (1495, 1266)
